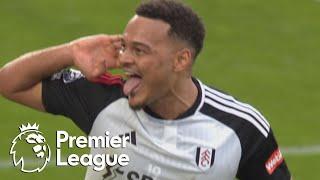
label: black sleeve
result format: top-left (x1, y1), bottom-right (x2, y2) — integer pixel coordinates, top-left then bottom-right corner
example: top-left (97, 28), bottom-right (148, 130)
top-left (42, 69), bottom-right (123, 134)
top-left (237, 130), bottom-right (291, 180)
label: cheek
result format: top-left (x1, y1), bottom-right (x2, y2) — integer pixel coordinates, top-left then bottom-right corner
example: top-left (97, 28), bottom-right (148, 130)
top-left (137, 55), bottom-right (174, 96)
top-left (145, 65), bottom-right (170, 88)
top-left (143, 70), bottom-right (171, 100)
top-left (143, 58), bottom-right (171, 80)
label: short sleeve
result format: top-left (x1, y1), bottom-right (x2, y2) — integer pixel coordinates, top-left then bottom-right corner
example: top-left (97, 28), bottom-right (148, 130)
top-left (42, 69), bottom-right (123, 134)
top-left (237, 130), bottom-right (291, 180)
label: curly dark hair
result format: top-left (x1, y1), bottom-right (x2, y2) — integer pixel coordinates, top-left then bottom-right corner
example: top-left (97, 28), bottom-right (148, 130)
top-left (136, 0), bottom-right (205, 60)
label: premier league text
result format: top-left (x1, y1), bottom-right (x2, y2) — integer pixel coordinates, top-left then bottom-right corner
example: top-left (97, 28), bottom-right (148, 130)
top-left (56, 131), bottom-right (130, 171)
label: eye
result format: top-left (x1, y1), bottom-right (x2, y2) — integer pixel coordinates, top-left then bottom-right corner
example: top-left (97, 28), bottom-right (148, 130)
top-left (133, 47), bottom-right (145, 56)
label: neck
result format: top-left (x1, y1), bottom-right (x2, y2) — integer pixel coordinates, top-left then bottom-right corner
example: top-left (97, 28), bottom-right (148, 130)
top-left (147, 77), bottom-right (198, 119)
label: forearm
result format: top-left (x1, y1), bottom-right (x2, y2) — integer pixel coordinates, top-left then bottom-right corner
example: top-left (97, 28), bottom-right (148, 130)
top-left (0, 34), bottom-right (120, 111)
top-left (0, 43), bottom-right (73, 95)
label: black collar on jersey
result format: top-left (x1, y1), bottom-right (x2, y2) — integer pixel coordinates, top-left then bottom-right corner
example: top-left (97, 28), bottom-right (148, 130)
top-left (143, 77), bottom-right (202, 120)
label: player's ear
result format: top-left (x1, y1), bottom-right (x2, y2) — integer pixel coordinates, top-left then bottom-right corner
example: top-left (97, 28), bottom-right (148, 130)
top-left (173, 48), bottom-right (192, 72)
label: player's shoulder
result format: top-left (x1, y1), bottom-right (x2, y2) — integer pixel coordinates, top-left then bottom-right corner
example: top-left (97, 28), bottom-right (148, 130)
top-left (43, 69), bottom-right (125, 134)
top-left (45, 68), bottom-right (125, 113)
top-left (49, 68), bottom-right (124, 94)
top-left (198, 82), bottom-right (271, 139)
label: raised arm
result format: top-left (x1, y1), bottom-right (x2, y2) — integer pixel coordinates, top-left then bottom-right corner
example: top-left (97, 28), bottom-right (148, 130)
top-left (0, 34), bottom-right (122, 111)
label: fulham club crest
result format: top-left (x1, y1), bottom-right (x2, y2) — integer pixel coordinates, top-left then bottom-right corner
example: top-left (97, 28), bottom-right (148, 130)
top-left (195, 147), bottom-right (215, 171)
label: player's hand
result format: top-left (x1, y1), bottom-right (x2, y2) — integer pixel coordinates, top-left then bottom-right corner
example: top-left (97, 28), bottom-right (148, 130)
top-left (69, 34), bottom-right (122, 81)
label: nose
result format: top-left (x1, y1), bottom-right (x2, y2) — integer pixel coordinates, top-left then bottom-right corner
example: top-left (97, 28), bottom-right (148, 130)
top-left (119, 49), bottom-right (134, 68)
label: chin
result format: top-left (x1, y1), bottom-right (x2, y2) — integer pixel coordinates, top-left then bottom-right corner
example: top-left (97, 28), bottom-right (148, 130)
top-left (128, 95), bottom-right (145, 110)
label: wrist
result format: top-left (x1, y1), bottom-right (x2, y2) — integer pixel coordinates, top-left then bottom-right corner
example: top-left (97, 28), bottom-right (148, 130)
top-left (58, 42), bottom-right (75, 68)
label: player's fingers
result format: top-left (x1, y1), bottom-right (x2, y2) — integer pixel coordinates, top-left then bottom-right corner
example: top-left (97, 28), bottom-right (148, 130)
top-left (112, 41), bottom-right (122, 51)
top-left (100, 35), bottom-right (122, 51)
top-left (113, 55), bottom-right (122, 69)
top-left (108, 34), bottom-right (123, 43)
top-left (99, 34), bottom-right (122, 44)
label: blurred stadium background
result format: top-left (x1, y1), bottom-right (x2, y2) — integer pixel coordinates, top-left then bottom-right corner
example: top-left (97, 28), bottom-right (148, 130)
top-left (0, 0), bottom-right (319, 179)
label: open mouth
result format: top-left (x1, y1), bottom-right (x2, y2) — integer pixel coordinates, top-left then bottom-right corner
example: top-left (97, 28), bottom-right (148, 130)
top-left (123, 72), bottom-right (142, 96)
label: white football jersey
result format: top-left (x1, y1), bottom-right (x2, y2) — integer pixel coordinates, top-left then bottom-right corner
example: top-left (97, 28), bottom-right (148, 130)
top-left (42, 69), bottom-right (290, 180)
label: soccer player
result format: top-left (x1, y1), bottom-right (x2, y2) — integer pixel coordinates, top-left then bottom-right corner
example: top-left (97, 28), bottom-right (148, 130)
top-left (0, 0), bottom-right (291, 179)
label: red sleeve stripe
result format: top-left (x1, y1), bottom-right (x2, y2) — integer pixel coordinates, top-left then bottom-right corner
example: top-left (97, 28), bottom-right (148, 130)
top-left (92, 72), bottom-right (124, 86)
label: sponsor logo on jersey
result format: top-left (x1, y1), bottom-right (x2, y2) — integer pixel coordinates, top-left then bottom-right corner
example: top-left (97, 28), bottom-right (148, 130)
top-left (104, 166), bottom-right (154, 180)
top-left (265, 148), bottom-right (284, 175)
top-left (195, 147), bottom-right (215, 171)
top-left (103, 131), bottom-right (138, 179)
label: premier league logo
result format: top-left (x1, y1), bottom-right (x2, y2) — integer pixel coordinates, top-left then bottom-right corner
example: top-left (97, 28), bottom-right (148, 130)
top-left (9, 123), bottom-right (51, 173)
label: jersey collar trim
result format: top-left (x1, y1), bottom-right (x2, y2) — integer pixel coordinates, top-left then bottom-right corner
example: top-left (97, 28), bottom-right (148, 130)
top-left (143, 77), bottom-right (204, 120)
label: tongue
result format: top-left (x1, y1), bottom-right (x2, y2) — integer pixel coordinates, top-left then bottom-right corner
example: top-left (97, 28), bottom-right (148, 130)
top-left (123, 77), bottom-right (141, 96)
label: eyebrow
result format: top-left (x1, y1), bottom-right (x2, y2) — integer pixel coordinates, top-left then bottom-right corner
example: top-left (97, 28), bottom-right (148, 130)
top-left (125, 40), bottom-right (152, 51)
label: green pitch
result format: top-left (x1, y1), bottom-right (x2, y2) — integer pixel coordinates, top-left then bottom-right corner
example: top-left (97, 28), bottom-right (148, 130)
top-left (0, 0), bottom-right (319, 179)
